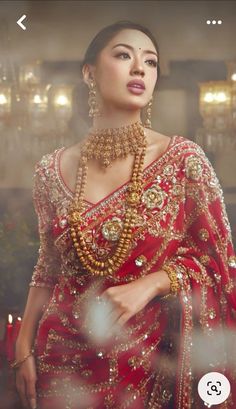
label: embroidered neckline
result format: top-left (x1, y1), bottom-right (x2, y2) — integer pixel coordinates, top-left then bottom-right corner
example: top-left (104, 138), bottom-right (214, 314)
top-left (55, 135), bottom-right (180, 209)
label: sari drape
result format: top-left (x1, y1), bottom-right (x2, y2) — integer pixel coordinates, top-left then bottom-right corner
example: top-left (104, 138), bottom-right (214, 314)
top-left (29, 135), bottom-right (236, 409)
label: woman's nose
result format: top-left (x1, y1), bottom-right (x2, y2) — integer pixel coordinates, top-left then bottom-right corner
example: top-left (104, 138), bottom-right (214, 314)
top-left (132, 68), bottom-right (144, 77)
top-left (131, 60), bottom-right (145, 76)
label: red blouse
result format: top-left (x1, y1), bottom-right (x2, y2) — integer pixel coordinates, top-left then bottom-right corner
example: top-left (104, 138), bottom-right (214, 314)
top-left (30, 136), bottom-right (236, 409)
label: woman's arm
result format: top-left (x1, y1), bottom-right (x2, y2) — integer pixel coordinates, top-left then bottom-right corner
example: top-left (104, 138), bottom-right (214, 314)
top-left (14, 156), bottom-right (60, 409)
top-left (14, 286), bottom-right (53, 409)
top-left (134, 269), bottom-right (172, 301)
top-left (15, 286), bottom-right (52, 357)
top-left (16, 158), bottom-right (60, 355)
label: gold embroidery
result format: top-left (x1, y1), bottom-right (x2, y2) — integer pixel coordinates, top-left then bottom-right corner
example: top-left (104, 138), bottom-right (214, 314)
top-left (198, 228), bottom-right (209, 242)
top-left (31, 138), bottom-right (236, 409)
top-left (228, 256), bottom-right (236, 268)
top-left (135, 255), bottom-right (147, 267)
top-left (185, 155), bottom-right (203, 181)
top-left (142, 186), bottom-right (166, 209)
top-left (208, 308), bottom-right (216, 320)
top-left (101, 217), bottom-right (123, 242)
top-left (200, 255), bottom-right (210, 266)
top-left (172, 184), bottom-right (183, 196)
top-left (224, 279), bottom-right (235, 294)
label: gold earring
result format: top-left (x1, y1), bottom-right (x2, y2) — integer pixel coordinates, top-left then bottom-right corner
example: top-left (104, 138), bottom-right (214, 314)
top-left (144, 96), bottom-right (153, 129)
top-left (88, 79), bottom-right (101, 118)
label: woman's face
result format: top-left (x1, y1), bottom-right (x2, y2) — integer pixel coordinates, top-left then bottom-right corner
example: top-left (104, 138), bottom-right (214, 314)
top-left (85, 29), bottom-right (158, 113)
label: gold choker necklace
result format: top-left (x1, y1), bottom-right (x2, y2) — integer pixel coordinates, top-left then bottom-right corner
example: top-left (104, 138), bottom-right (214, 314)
top-left (68, 121), bottom-right (147, 278)
top-left (80, 120), bottom-right (146, 168)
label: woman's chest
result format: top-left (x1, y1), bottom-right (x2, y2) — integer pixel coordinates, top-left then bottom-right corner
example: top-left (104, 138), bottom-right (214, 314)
top-left (52, 165), bottom-right (185, 259)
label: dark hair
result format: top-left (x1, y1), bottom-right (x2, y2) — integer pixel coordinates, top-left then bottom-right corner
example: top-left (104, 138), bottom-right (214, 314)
top-left (69, 20), bottom-right (160, 134)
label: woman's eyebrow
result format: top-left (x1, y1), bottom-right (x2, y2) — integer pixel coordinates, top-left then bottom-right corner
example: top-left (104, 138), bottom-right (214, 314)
top-left (112, 43), bottom-right (158, 57)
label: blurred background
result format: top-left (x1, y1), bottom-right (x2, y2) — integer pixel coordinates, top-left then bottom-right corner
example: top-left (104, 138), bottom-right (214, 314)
top-left (0, 1), bottom-right (236, 407)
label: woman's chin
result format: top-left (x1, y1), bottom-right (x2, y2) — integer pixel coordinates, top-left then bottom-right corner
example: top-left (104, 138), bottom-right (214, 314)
top-left (102, 96), bottom-right (147, 112)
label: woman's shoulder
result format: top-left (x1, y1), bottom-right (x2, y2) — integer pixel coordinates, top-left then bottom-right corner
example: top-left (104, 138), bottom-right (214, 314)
top-left (149, 129), bottom-right (207, 160)
top-left (33, 146), bottom-right (66, 191)
top-left (170, 134), bottom-right (212, 170)
top-left (152, 131), bottom-right (208, 160)
top-left (149, 129), bottom-right (196, 148)
top-left (168, 134), bottom-right (216, 183)
top-left (35, 145), bottom-right (67, 172)
top-left (151, 130), bottom-right (216, 182)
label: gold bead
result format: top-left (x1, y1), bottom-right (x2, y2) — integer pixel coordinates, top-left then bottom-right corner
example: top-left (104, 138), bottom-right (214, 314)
top-left (67, 123), bottom-right (147, 277)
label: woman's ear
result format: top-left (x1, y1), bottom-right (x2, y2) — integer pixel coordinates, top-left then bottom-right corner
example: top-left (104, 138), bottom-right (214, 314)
top-left (82, 64), bottom-right (95, 85)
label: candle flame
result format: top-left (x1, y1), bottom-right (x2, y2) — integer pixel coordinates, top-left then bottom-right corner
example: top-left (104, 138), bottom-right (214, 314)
top-left (8, 314), bottom-right (13, 324)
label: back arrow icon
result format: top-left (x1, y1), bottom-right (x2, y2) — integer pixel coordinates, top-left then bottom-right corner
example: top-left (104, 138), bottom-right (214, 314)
top-left (17, 15), bottom-right (27, 30)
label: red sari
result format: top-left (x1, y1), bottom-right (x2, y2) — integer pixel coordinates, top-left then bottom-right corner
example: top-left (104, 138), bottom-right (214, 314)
top-left (30, 135), bottom-right (236, 409)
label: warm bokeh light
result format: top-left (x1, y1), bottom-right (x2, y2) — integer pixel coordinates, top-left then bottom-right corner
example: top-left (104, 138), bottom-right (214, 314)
top-left (0, 86), bottom-right (11, 115)
top-left (33, 94), bottom-right (43, 104)
top-left (203, 91), bottom-right (229, 104)
top-left (215, 91), bottom-right (227, 102)
top-left (19, 61), bottom-right (42, 87)
top-left (204, 92), bottom-right (214, 103)
top-left (0, 93), bottom-right (7, 105)
top-left (55, 94), bottom-right (69, 107)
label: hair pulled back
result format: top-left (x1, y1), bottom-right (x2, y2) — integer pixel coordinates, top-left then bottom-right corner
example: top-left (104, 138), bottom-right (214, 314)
top-left (69, 20), bottom-right (160, 134)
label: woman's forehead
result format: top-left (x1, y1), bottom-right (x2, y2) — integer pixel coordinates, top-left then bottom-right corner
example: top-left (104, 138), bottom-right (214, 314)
top-left (105, 29), bottom-right (156, 52)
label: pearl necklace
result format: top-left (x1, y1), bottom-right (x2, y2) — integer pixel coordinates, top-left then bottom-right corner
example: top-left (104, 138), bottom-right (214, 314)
top-left (67, 122), bottom-right (147, 277)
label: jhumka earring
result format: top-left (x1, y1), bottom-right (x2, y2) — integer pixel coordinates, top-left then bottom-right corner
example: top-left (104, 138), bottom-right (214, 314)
top-left (88, 79), bottom-right (101, 118)
top-left (144, 96), bottom-right (153, 129)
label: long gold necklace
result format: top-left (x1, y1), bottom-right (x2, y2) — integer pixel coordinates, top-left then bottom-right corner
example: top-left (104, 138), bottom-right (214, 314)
top-left (68, 121), bottom-right (147, 277)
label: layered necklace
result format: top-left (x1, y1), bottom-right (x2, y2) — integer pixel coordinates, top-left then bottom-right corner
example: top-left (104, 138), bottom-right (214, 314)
top-left (67, 120), bottom-right (147, 277)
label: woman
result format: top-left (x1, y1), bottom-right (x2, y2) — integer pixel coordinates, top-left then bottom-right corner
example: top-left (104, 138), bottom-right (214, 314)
top-left (14, 20), bottom-right (236, 409)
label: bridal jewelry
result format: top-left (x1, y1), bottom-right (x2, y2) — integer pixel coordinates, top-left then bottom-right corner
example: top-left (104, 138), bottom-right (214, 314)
top-left (80, 120), bottom-right (146, 168)
top-left (144, 96), bottom-right (153, 129)
top-left (88, 79), bottom-right (101, 118)
top-left (161, 265), bottom-right (180, 296)
top-left (11, 349), bottom-right (35, 370)
top-left (87, 78), bottom-right (153, 130)
top-left (68, 122), bottom-right (147, 277)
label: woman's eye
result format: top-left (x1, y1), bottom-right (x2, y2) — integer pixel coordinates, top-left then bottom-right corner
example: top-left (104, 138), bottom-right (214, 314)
top-left (148, 60), bottom-right (158, 67)
top-left (117, 52), bottom-right (130, 59)
top-left (116, 53), bottom-right (157, 67)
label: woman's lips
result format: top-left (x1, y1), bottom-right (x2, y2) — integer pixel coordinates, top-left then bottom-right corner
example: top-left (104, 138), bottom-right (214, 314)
top-left (127, 85), bottom-right (145, 95)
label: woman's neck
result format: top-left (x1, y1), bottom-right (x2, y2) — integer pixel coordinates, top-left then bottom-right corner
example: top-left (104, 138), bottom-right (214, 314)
top-left (92, 112), bottom-right (142, 130)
